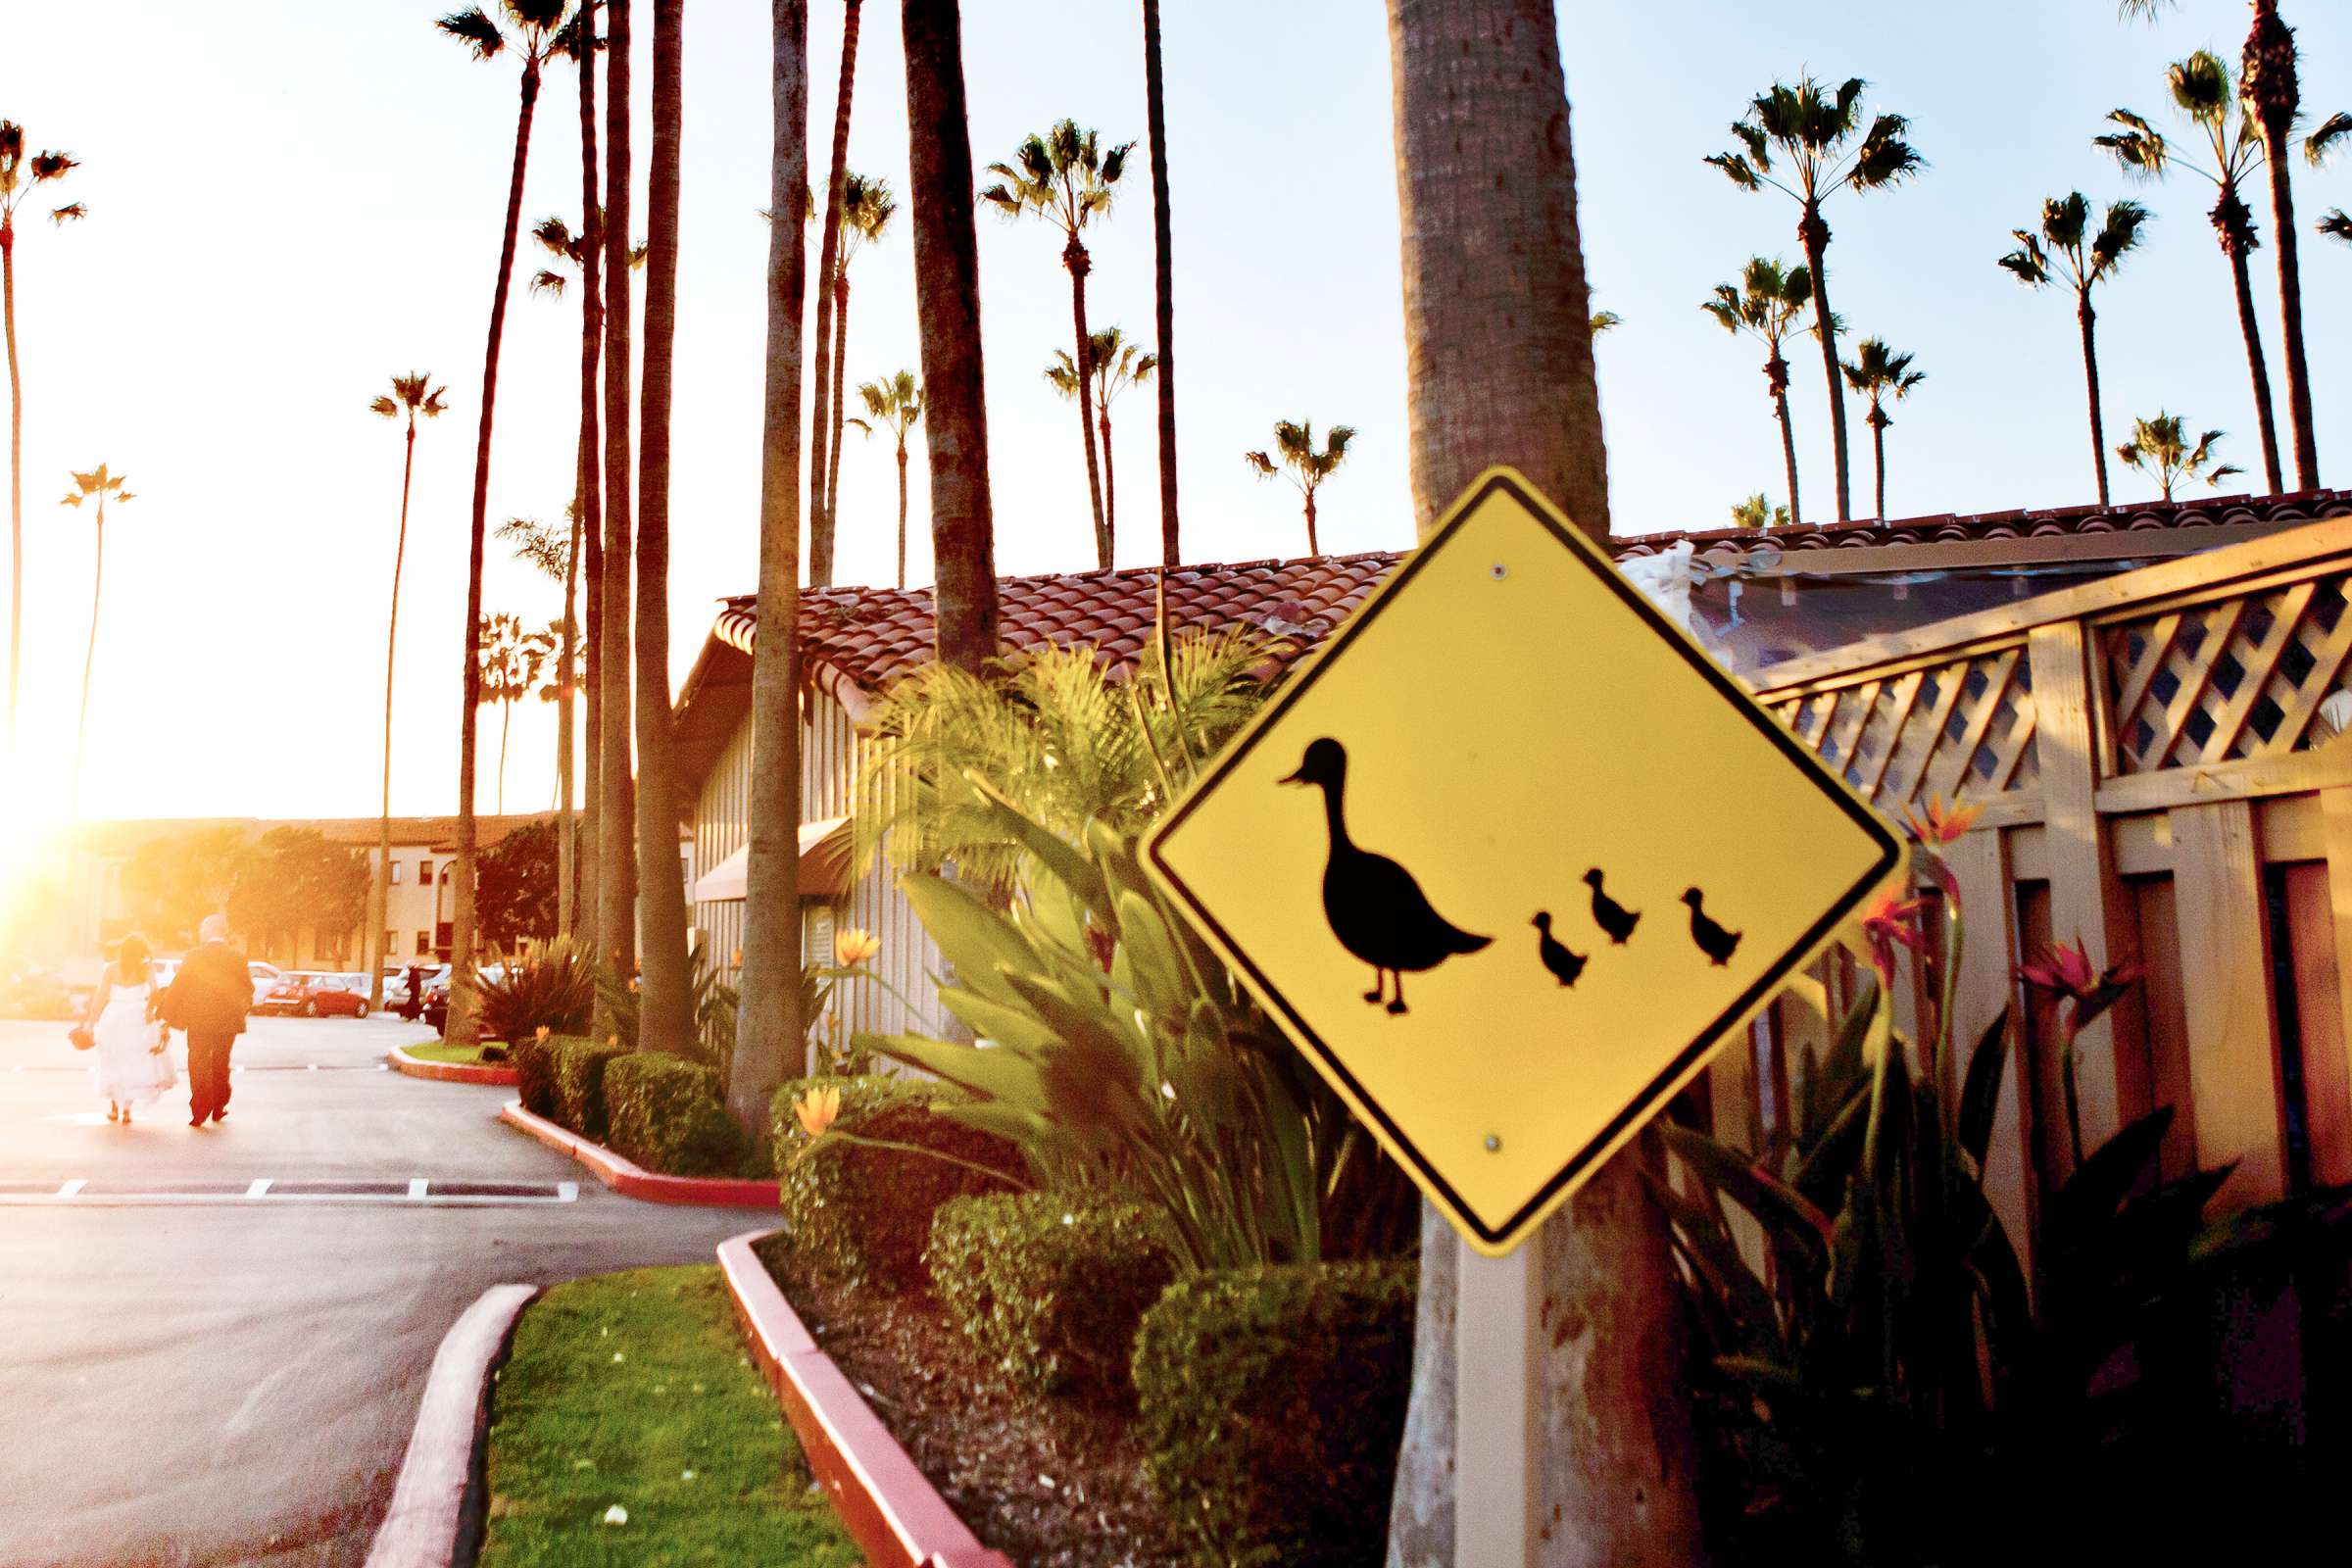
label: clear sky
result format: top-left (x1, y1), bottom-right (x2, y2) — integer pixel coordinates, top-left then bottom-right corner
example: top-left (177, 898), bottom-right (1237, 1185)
top-left (2, 0), bottom-right (2347, 830)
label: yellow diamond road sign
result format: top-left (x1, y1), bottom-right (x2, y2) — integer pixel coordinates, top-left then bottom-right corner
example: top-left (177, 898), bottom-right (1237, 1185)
top-left (1144, 468), bottom-right (1902, 1255)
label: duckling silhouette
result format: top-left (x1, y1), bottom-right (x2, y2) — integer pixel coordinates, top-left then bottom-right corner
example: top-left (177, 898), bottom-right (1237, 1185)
top-left (1583, 868), bottom-right (1641, 945)
top-left (1531, 912), bottom-right (1588, 988)
top-left (1281, 737), bottom-right (1491, 1014)
top-left (1681, 888), bottom-right (1742, 966)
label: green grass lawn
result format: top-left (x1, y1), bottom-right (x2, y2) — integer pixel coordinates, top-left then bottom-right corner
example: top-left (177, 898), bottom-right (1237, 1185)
top-left (478, 1265), bottom-right (860, 1568)
top-left (402, 1041), bottom-right (498, 1065)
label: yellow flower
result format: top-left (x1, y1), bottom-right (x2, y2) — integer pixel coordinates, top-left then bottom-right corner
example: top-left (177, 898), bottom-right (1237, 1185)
top-left (607, 1034), bottom-right (620, 1048)
top-left (534, 1025), bottom-right (551, 1041)
top-left (835, 927), bottom-right (881, 967)
top-left (794, 1085), bottom-right (842, 1140)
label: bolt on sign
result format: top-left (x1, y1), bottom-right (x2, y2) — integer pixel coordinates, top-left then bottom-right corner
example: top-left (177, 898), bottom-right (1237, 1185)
top-left (1144, 468), bottom-right (1902, 1255)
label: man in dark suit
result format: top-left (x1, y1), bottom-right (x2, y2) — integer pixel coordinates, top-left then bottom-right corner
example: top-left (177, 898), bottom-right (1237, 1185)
top-left (164, 914), bottom-right (250, 1128)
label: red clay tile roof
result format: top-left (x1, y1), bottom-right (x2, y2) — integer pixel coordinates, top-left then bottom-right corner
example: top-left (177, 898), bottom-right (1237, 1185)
top-left (710, 488), bottom-right (2352, 696)
top-left (714, 552), bottom-right (1403, 695)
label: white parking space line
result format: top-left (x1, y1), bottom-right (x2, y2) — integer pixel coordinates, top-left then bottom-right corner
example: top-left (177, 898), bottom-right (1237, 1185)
top-left (0, 1186), bottom-right (577, 1208)
top-left (408, 1179), bottom-right (428, 1200)
top-left (57, 1179), bottom-right (84, 1198)
top-left (246, 1179), bottom-right (272, 1198)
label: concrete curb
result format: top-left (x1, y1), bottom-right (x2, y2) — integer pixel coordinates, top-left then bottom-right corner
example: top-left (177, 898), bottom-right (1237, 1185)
top-left (363, 1283), bottom-right (538, 1568)
top-left (497, 1101), bottom-right (780, 1207)
top-left (718, 1230), bottom-right (1013, 1568)
top-left (387, 1046), bottom-right (519, 1087)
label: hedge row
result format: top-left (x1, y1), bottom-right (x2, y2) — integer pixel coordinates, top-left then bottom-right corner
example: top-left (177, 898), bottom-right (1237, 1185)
top-left (517, 1035), bottom-right (760, 1178)
top-left (926, 1192), bottom-right (1177, 1401)
top-left (771, 1073), bottom-right (1024, 1292)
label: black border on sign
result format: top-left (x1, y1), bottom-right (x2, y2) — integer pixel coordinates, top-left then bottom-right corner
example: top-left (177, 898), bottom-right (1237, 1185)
top-left (1142, 469), bottom-right (1905, 1250)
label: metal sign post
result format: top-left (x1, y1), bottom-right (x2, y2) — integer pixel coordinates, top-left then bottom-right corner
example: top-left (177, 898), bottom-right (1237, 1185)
top-left (1456, 1233), bottom-right (1540, 1567)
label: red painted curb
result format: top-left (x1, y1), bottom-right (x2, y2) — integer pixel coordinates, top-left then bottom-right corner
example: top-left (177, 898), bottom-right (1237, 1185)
top-left (364, 1282), bottom-right (538, 1568)
top-left (717, 1231), bottom-right (1014, 1568)
top-left (387, 1045), bottom-right (520, 1087)
top-left (497, 1101), bottom-right (780, 1207)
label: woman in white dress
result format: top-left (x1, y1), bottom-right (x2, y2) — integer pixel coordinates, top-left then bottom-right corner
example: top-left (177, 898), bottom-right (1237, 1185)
top-left (84, 933), bottom-right (173, 1125)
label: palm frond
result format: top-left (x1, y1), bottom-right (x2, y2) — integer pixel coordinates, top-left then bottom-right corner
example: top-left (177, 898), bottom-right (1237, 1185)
top-left (528, 269), bottom-right (567, 297)
top-left (436, 7), bottom-right (508, 59)
top-left (2309, 112), bottom-right (2352, 168)
top-left (369, 396), bottom-right (399, 418)
top-left (48, 203), bottom-right (85, 224)
top-left (2321, 209), bottom-right (2352, 244)
top-left (29, 151), bottom-right (77, 183)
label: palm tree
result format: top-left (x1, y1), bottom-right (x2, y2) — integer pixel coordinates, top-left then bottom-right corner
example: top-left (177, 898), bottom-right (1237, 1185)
top-left (0, 124), bottom-right (84, 745)
top-left (476, 611), bottom-right (546, 814)
top-left (2314, 113), bottom-right (2351, 248)
top-left (806, 0), bottom-right (865, 590)
top-left (1998, 193), bottom-right (2152, 508)
top-left (1140, 0), bottom-right (1180, 567)
top-left (1047, 327), bottom-right (1155, 564)
top-left (1839, 337), bottom-right (1926, 522)
top-left (1388, 9), bottom-right (1703, 1561)
top-left (1590, 310), bottom-right (1623, 335)
top-left (822, 172), bottom-right (898, 565)
top-left (597, 0), bottom-right (640, 1004)
top-left (1731, 492), bottom-right (1791, 530)
top-left (498, 512), bottom-right (578, 931)
top-left (1708, 77), bottom-right (1923, 524)
top-left (436, 0), bottom-right (574, 1045)
top-left (530, 618), bottom-right (578, 808)
top-left (845, 369), bottom-right (923, 588)
top-left (2117, 411), bottom-right (2245, 501)
top-left (631, 0), bottom-right (695, 1056)
top-left (2241, 1), bottom-right (2326, 488)
top-left (1701, 257), bottom-right (1813, 527)
top-left (59, 463), bottom-right (130, 816)
top-left (562, 0), bottom-right (607, 984)
top-left (737, 0), bottom-right (810, 1134)
top-left (1244, 419), bottom-right (1353, 556)
top-left (2098, 51), bottom-right (2284, 493)
top-left (904, 0), bottom-right (1000, 674)
top-left (367, 373), bottom-right (448, 1007)
top-left (982, 121), bottom-right (1133, 569)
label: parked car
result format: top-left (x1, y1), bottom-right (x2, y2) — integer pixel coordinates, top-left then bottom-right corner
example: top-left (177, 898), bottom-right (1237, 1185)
top-left (0, 966), bottom-right (73, 1020)
top-left (255, 971), bottom-right (326, 1016)
top-left (257, 971), bottom-right (369, 1018)
top-left (247, 961), bottom-right (284, 1008)
top-left (420, 964), bottom-right (497, 1036)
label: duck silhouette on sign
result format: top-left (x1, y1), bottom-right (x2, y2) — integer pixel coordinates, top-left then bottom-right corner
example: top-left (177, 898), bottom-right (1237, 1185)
top-left (1281, 737), bottom-right (1492, 1014)
top-left (1682, 888), bottom-right (1742, 966)
top-left (1584, 868), bottom-right (1641, 945)
top-left (1531, 912), bottom-right (1587, 988)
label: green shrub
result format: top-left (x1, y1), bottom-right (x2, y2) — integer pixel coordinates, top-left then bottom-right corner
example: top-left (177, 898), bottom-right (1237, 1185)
top-left (548, 1036), bottom-right (632, 1140)
top-left (926, 1193), bottom-right (1178, 1400)
top-left (512, 1033), bottom-right (559, 1119)
top-left (1131, 1262), bottom-right (1416, 1568)
top-left (773, 1073), bottom-right (1022, 1292)
top-left (605, 1052), bottom-right (754, 1177)
top-left (476, 937), bottom-right (595, 1043)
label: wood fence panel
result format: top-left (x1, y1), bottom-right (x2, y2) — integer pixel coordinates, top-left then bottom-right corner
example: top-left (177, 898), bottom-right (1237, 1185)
top-left (2281, 859), bottom-right (2352, 1188)
top-left (2319, 787), bottom-right (2352, 1186)
top-left (1946, 830), bottom-right (2033, 1268)
top-left (2170, 801), bottom-right (2289, 1207)
top-left (2127, 875), bottom-right (2199, 1180)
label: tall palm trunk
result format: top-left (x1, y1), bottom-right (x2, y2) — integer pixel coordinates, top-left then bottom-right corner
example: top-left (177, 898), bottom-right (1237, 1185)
top-left (903, 0), bottom-right (999, 673)
top-left (450, 57), bottom-right (545, 1045)
top-left (825, 271), bottom-right (850, 550)
top-left (895, 433), bottom-right (909, 588)
top-left (1098, 403), bottom-right (1116, 563)
top-left (370, 414), bottom-right (420, 1010)
top-left (1775, 386), bottom-right (1802, 527)
top-left (496, 699), bottom-right (513, 815)
top-left (598, 0), bottom-right (640, 996)
top-left (72, 499), bottom-right (102, 815)
top-left (1064, 236), bottom-right (1110, 567)
top-left (557, 504), bottom-right (578, 934)
top-left (4, 223), bottom-right (20, 745)
top-left (736, 0), bottom-right (810, 1131)
top-left (2246, 0), bottom-right (2318, 488)
top-left (633, 0), bottom-right (694, 1057)
top-left (2219, 197), bottom-right (2283, 494)
top-left (1385, 4), bottom-right (1701, 1565)
top-left (2078, 286), bottom-right (2110, 507)
top-left (1798, 204), bottom-right (1851, 523)
top-left (1142, 0), bottom-right (1179, 566)
top-left (1767, 348), bottom-right (1800, 526)
top-left (1301, 491), bottom-right (1318, 556)
top-left (574, 9), bottom-right (607, 936)
top-left (1867, 404), bottom-right (1887, 521)
top-left (806, 0), bottom-right (862, 588)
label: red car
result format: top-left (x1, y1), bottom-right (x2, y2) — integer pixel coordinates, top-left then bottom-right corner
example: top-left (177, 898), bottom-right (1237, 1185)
top-left (257, 972), bottom-right (371, 1018)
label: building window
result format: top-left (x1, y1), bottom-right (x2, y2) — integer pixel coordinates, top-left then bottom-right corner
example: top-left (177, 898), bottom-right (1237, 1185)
top-left (416, 931), bottom-right (431, 956)
top-left (390, 862), bottom-right (404, 885)
top-left (384, 930), bottom-right (397, 960)
top-left (418, 859), bottom-right (433, 884)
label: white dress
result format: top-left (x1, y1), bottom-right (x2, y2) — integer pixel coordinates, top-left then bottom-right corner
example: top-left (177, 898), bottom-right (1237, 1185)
top-left (92, 979), bottom-right (174, 1105)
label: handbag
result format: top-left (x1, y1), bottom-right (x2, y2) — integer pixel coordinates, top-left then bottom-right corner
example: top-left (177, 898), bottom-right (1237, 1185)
top-left (69, 1024), bottom-right (94, 1052)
